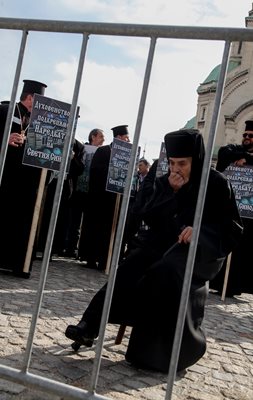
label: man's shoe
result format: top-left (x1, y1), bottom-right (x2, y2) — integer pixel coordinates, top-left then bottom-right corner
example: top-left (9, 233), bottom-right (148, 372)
top-left (65, 321), bottom-right (96, 347)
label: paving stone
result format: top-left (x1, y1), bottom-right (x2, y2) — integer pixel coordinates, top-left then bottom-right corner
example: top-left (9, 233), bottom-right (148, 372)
top-left (222, 363), bottom-right (248, 375)
top-left (179, 388), bottom-right (222, 400)
top-left (221, 385), bottom-right (253, 400)
top-left (0, 379), bottom-right (24, 394)
top-left (212, 371), bottom-right (234, 382)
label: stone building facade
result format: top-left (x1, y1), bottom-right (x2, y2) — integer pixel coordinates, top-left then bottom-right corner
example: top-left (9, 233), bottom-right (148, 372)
top-left (186, 3), bottom-right (253, 158)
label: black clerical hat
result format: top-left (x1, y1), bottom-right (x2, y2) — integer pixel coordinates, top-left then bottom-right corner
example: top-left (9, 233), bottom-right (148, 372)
top-left (22, 79), bottom-right (47, 95)
top-left (245, 120), bottom-right (253, 132)
top-left (164, 129), bottom-right (205, 186)
top-left (111, 125), bottom-right (129, 137)
top-left (164, 129), bottom-right (198, 158)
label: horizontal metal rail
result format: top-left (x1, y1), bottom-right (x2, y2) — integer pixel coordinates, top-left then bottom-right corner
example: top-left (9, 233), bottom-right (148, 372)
top-left (1, 17), bottom-right (253, 41)
top-left (0, 364), bottom-right (110, 400)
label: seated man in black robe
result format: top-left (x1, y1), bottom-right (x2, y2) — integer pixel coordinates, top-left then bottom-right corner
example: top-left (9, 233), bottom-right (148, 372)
top-left (65, 129), bottom-right (243, 373)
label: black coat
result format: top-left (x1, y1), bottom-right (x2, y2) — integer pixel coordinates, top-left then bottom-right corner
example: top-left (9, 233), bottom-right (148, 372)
top-left (0, 102), bottom-right (42, 276)
top-left (78, 144), bottom-right (118, 267)
top-left (216, 143), bottom-right (253, 172)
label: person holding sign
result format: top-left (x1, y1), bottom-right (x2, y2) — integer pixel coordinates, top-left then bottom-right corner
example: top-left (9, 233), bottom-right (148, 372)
top-left (210, 119), bottom-right (253, 296)
top-left (64, 128), bottom-right (105, 258)
top-left (78, 124), bottom-right (130, 271)
top-left (0, 79), bottom-right (47, 278)
top-left (65, 129), bottom-right (242, 373)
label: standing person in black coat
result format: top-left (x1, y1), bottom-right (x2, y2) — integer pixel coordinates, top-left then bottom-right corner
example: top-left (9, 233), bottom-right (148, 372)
top-left (0, 79), bottom-right (47, 278)
top-left (64, 128), bottom-right (105, 258)
top-left (78, 124), bottom-right (130, 271)
top-left (65, 129), bottom-right (243, 373)
top-left (210, 119), bottom-right (253, 296)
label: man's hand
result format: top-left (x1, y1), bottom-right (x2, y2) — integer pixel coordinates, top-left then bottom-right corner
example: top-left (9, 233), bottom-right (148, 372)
top-left (8, 132), bottom-right (26, 147)
top-left (178, 226), bottom-right (193, 244)
top-left (168, 172), bottom-right (185, 192)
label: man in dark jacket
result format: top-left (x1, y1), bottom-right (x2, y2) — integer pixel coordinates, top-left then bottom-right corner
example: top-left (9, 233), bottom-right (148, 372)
top-left (63, 129), bottom-right (105, 258)
top-left (210, 119), bottom-right (253, 296)
top-left (0, 79), bottom-right (47, 278)
top-left (65, 129), bottom-right (242, 372)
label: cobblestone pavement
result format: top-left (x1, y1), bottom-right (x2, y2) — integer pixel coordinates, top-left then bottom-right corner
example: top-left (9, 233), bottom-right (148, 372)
top-left (0, 257), bottom-right (252, 400)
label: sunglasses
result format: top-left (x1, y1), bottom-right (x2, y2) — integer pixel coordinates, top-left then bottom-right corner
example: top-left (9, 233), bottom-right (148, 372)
top-left (243, 133), bottom-right (253, 138)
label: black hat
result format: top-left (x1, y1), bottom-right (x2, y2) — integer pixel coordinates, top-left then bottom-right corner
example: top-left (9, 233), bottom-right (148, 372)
top-left (164, 129), bottom-right (198, 158)
top-left (164, 129), bottom-right (205, 186)
top-left (22, 79), bottom-right (47, 96)
top-left (111, 125), bottom-right (129, 137)
top-left (245, 120), bottom-right (253, 132)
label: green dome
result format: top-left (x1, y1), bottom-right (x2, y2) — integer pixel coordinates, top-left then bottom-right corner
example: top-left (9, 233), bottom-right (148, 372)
top-left (183, 116), bottom-right (196, 129)
top-left (197, 60), bottom-right (241, 92)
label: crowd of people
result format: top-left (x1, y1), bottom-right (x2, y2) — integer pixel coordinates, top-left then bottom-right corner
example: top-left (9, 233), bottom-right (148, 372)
top-left (0, 78), bottom-right (252, 372)
top-left (0, 80), bottom-right (152, 275)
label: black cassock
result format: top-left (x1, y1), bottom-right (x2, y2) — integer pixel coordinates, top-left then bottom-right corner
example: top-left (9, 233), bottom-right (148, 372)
top-left (79, 168), bottom-right (242, 372)
top-left (0, 102), bottom-right (42, 277)
top-left (78, 144), bottom-right (118, 268)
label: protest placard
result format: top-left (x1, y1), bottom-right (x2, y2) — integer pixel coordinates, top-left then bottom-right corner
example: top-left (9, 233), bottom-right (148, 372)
top-left (22, 94), bottom-right (73, 171)
top-left (156, 142), bottom-right (168, 177)
top-left (106, 138), bottom-right (140, 196)
top-left (223, 164), bottom-right (253, 219)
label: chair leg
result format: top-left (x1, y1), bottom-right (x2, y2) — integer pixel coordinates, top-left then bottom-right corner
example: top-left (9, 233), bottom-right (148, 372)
top-left (115, 324), bottom-right (127, 344)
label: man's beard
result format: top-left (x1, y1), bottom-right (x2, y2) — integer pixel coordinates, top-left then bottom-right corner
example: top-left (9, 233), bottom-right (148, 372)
top-left (242, 142), bottom-right (253, 152)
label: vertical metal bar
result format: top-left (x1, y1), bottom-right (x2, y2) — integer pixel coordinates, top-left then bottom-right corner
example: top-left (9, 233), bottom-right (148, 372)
top-left (165, 40), bottom-right (231, 400)
top-left (21, 32), bottom-right (89, 372)
top-left (89, 36), bottom-right (157, 392)
top-left (0, 30), bottom-right (28, 183)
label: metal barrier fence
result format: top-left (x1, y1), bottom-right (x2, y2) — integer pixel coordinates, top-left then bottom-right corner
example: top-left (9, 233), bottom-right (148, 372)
top-left (0, 17), bottom-right (253, 400)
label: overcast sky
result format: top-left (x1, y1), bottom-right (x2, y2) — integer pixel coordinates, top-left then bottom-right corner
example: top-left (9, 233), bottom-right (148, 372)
top-left (0, 0), bottom-right (252, 161)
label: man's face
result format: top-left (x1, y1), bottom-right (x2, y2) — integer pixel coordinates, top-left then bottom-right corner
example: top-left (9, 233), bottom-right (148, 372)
top-left (138, 161), bottom-right (149, 176)
top-left (169, 157), bottom-right (192, 184)
top-left (116, 134), bottom-right (130, 142)
top-left (242, 131), bottom-right (253, 151)
top-left (24, 94), bottom-right (34, 113)
top-left (92, 131), bottom-right (105, 147)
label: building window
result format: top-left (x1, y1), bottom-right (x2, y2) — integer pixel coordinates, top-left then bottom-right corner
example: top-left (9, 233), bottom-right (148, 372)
top-left (201, 106), bottom-right (206, 121)
top-left (238, 41), bottom-right (242, 54)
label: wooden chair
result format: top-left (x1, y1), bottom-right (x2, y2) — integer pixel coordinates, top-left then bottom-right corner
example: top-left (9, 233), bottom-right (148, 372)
top-left (221, 252), bottom-right (232, 301)
top-left (115, 324), bottom-right (127, 344)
